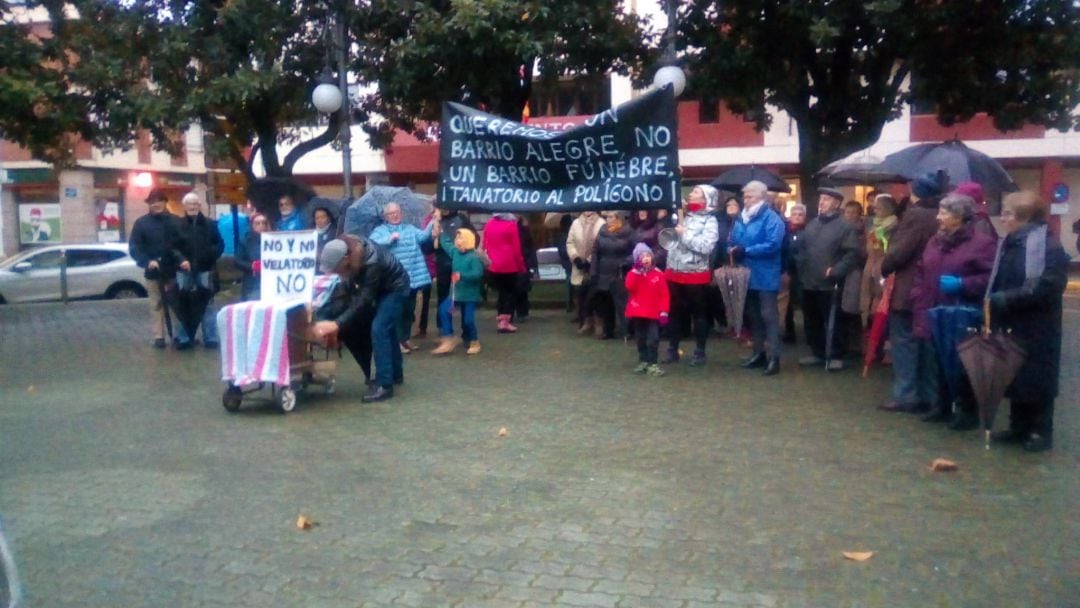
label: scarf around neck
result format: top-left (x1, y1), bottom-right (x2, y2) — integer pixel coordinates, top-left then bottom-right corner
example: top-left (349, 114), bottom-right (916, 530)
top-left (741, 201), bottom-right (766, 224)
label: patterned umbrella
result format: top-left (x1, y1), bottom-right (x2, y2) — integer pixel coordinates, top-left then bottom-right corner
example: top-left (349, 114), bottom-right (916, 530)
top-left (342, 186), bottom-right (433, 237)
top-left (714, 257), bottom-right (750, 337)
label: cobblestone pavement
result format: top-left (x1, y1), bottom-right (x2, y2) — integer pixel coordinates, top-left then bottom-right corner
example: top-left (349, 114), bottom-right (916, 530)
top-left (1, 299), bottom-right (1077, 607)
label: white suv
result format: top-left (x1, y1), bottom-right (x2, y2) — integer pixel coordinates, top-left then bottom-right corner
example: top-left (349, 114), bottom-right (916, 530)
top-left (0, 243), bottom-right (148, 304)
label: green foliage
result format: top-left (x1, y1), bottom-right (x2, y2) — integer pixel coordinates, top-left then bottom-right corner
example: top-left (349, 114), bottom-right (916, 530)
top-left (353, 0), bottom-right (652, 131)
top-left (683, 0), bottom-right (1080, 206)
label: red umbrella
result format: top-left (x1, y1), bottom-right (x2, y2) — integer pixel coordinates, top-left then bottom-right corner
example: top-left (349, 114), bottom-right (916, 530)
top-left (862, 275), bottom-right (895, 377)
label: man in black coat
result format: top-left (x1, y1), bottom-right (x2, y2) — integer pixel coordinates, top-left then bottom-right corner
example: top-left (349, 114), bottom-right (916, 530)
top-left (174, 191), bottom-right (225, 349)
top-left (128, 189), bottom-right (181, 349)
top-left (313, 235), bottom-right (411, 402)
top-left (988, 192), bottom-right (1070, 452)
top-left (794, 187), bottom-right (859, 370)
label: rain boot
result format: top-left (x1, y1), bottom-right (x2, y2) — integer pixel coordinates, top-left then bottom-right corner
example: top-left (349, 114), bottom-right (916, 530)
top-left (497, 314), bottom-right (517, 334)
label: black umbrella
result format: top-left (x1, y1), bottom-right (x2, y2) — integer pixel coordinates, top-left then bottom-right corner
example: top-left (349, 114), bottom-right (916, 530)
top-left (711, 166), bottom-right (791, 193)
top-left (306, 196), bottom-right (348, 236)
top-left (816, 150), bottom-right (908, 185)
top-left (168, 271), bottom-right (214, 342)
top-left (247, 177), bottom-right (317, 224)
top-left (879, 139), bottom-right (1018, 197)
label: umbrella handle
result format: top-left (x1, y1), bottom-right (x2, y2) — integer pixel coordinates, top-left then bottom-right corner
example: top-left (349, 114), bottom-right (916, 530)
top-left (982, 299), bottom-right (991, 337)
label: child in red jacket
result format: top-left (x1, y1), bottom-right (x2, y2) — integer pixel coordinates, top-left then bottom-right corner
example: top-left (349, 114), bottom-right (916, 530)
top-left (625, 243), bottom-right (670, 376)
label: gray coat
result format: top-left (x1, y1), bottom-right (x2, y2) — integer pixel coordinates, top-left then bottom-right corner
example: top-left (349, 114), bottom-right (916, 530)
top-left (795, 213), bottom-right (859, 292)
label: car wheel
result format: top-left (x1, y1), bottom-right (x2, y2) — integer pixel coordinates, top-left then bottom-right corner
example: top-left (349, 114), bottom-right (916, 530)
top-left (222, 386), bottom-right (242, 412)
top-left (106, 282), bottom-right (147, 299)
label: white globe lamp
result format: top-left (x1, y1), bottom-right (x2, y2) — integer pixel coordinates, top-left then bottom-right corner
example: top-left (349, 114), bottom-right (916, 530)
top-left (653, 65), bottom-right (687, 97)
top-left (312, 82), bottom-right (343, 114)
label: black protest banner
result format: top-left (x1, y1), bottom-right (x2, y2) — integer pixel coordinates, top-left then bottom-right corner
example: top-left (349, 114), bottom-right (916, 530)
top-left (437, 87), bottom-right (680, 213)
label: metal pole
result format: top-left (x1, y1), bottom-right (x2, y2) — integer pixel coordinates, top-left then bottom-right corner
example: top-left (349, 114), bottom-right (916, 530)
top-left (336, 7), bottom-right (353, 200)
top-left (60, 249), bottom-right (69, 304)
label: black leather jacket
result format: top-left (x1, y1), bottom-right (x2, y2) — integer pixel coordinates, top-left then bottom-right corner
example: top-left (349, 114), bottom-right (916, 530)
top-left (334, 236), bottom-right (411, 328)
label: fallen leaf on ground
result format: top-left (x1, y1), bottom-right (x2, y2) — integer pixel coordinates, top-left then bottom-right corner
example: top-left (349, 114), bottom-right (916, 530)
top-left (26, 385), bottom-right (35, 393)
top-left (929, 458), bottom-right (958, 472)
top-left (296, 515), bottom-right (317, 530)
top-left (842, 551), bottom-right (874, 561)
top-left (498, 427), bottom-right (509, 437)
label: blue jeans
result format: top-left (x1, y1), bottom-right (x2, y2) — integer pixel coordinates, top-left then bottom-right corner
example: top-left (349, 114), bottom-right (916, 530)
top-left (438, 298), bottom-right (477, 342)
top-left (889, 311), bottom-right (939, 405)
top-left (372, 289), bottom-right (408, 388)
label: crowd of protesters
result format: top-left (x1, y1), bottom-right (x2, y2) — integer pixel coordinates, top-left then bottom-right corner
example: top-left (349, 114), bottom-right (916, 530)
top-left (129, 178), bottom-right (1069, 450)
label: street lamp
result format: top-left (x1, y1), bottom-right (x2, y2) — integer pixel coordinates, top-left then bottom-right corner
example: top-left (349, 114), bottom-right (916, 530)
top-left (311, 6), bottom-right (353, 200)
top-left (651, 0), bottom-right (686, 97)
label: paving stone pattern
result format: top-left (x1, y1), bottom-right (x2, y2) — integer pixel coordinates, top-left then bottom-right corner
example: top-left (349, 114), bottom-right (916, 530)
top-left (0, 300), bottom-right (1077, 607)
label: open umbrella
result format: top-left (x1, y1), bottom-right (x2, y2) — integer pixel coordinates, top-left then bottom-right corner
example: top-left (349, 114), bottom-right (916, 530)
top-left (711, 166), bottom-right (791, 193)
top-left (247, 177), bottom-right (317, 223)
top-left (817, 150), bottom-right (908, 185)
top-left (168, 271), bottom-right (214, 342)
top-left (342, 186), bottom-right (433, 237)
top-left (927, 303), bottom-right (982, 406)
top-left (880, 139), bottom-right (1018, 199)
top-left (713, 255), bottom-right (750, 337)
top-left (862, 275), bottom-right (895, 377)
top-left (957, 302), bottom-right (1026, 448)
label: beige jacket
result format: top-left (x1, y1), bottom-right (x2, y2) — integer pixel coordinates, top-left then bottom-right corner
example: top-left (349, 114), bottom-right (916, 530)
top-left (566, 213), bottom-right (603, 286)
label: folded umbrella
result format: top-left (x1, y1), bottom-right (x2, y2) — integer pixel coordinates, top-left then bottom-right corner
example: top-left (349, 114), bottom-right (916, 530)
top-left (862, 275), bottom-right (895, 377)
top-left (927, 303), bottom-right (983, 406)
top-left (824, 283), bottom-right (841, 370)
top-left (957, 302), bottom-right (1026, 448)
top-left (713, 254), bottom-right (750, 338)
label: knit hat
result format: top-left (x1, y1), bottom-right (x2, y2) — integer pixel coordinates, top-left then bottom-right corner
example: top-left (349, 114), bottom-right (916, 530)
top-left (632, 242), bottom-right (653, 263)
top-left (952, 181), bottom-right (985, 205)
top-left (911, 173), bottom-right (945, 199)
top-left (454, 227), bottom-right (476, 251)
top-left (319, 239), bottom-right (348, 273)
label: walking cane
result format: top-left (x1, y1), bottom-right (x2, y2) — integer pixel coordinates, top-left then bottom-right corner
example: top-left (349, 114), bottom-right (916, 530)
top-left (824, 282), bottom-right (840, 370)
top-left (157, 275), bottom-right (173, 340)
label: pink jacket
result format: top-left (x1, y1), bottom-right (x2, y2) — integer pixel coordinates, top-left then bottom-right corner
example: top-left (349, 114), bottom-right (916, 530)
top-left (481, 217), bottom-right (526, 274)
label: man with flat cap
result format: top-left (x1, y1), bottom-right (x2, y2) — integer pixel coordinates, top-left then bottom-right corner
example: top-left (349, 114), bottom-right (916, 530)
top-left (794, 186), bottom-right (860, 371)
top-left (313, 235), bottom-right (411, 402)
top-left (129, 189), bottom-right (182, 348)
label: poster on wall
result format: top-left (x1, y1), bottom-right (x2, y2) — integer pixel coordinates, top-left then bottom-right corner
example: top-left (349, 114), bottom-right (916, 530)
top-left (96, 201), bottom-right (122, 242)
top-left (19, 204), bottom-right (62, 244)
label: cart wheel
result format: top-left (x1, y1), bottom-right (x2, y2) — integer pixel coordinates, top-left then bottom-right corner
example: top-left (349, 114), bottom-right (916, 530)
top-left (222, 386), bottom-right (242, 412)
top-left (324, 377), bottom-right (336, 395)
top-left (277, 387), bottom-right (297, 413)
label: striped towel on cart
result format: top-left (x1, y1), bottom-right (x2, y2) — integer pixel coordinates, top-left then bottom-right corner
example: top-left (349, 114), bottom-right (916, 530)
top-left (217, 300), bottom-right (305, 387)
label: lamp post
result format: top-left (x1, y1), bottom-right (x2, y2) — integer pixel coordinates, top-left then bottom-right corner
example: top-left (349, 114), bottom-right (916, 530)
top-left (311, 6), bottom-right (353, 200)
top-left (652, 0), bottom-right (686, 97)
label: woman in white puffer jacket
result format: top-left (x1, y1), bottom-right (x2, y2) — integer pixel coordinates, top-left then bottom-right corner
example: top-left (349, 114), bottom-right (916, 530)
top-left (663, 185), bottom-right (719, 366)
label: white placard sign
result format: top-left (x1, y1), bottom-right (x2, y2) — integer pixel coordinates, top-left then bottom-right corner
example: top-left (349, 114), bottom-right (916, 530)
top-left (260, 230), bottom-right (318, 303)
